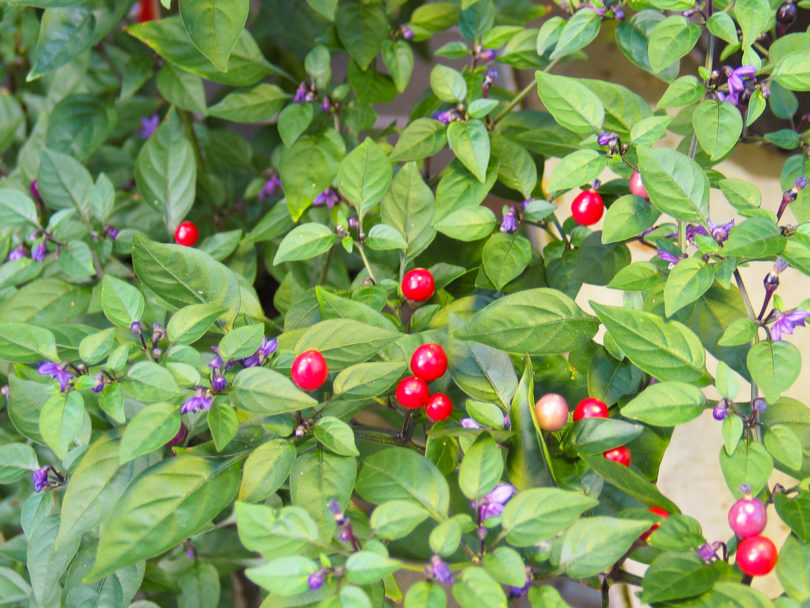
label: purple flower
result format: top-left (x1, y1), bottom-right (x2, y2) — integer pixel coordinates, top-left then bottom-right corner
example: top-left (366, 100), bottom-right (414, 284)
top-left (509, 567), bottom-right (532, 598)
top-left (321, 97), bottom-right (333, 112)
top-left (30, 180), bottom-right (41, 202)
top-left (698, 542), bottom-right (717, 562)
top-left (37, 361), bottom-right (74, 392)
top-left (347, 217), bottom-right (359, 230)
top-left (31, 241), bottom-right (47, 261)
top-left (308, 570), bottom-right (325, 591)
top-left (92, 373), bottom-right (105, 393)
top-left (426, 554), bottom-right (454, 584)
top-left (166, 424), bottom-right (187, 447)
top-left (130, 321), bottom-right (143, 335)
top-left (294, 82), bottom-right (308, 103)
top-left (500, 206), bottom-right (518, 233)
top-left (313, 187), bottom-right (340, 209)
top-left (32, 467), bottom-right (48, 492)
top-left (707, 219), bottom-right (734, 243)
top-left (476, 48), bottom-right (496, 62)
top-left (753, 398), bottom-right (768, 413)
top-left (242, 337), bottom-right (278, 368)
top-left (211, 370), bottom-right (227, 392)
top-left (719, 65), bottom-right (757, 106)
top-left (152, 322), bottom-right (166, 344)
top-left (774, 258), bottom-right (788, 274)
top-left (460, 418), bottom-right (482, 429)
top-left (656, 249), bottom-right (685, 268)
top-left (475, 483), bottom-right (516, 520)
top-left (7, 246), bottom-right (26, 261)
top-left (769, 309), bottom-right (810, 341)
top-left (104, 225), bottom-right (119, 240)
top-left (258, 175), bottom-right (282, 201)
top-left (796, 177), bottom-right (808, 190)
top-left (612, 6), bottom-right (625, 19)
top-left (181, 387), bottom-right (212, 414)
top-left (433, 110), bottom-right (457, 124)
top-left (140, 113), bottom-right (159, 138)
top-left (597, 131), bottom-right (619, 147)
top-left (401, 25), bottom-right (414, 40)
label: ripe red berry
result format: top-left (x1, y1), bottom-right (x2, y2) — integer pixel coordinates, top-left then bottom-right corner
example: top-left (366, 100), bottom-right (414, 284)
top-left (402, 268), bottom-right (435, 301)
top-left (425, 393), bottom-right (453, 421)
top-left (534, 393), bottom-right (569, 431)
top-left (736, 535), bottom-right (778, 577)
top-left (573, 397), bottom-right (609, 421)
top-left (395, 376), bottom-right (429, 409)
top-left (629, 171), bottom-right (649, 200)
top-left (291, 350), bottom-right (328, 391)
top-left (571, 189), bottom-right (604, 226)
top-left (174, 221), bottom-right (199, 247)
top-left (410, 343), bottom-right (448, 382)
top-left (640, 507), bottom-right (669, 541)
top-left (138, 0), bottom-right (159, 22)
top-left (728, 494), bottom-right (767, 538)
top-left (603, 445), bottom-right (631, 467)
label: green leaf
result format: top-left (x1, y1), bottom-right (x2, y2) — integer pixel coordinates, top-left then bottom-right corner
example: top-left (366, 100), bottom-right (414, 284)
top-left (132, 234), bottom-right (241, 325)
top-left (336, 2), bottom-right (388, 70)
top-left (231, 367), bottom-right (317, 415)
top-left (371, 500), bottom-right (430, 540)
top-left (295, 319), bottom-right (400, 371)
top-left (46, 94), bottom-right (115, 161)
top-left (279, 131), bottom-right (344, 221)
top-left (550, 8), bottom-right (601, 60)
top-left (356, 447), bottom-right (450, 519)
top-left (38, 148), bottom-right (92, 218)
top-left (572, 417), bottom-right (643, 454)
top-left (647, 16), bottom-right (701, 73)
top-left (167, 303), bottom-right (228, 345)
top-left (179, 0), bottom-right (249, 71)
top-left (719, 441), bottom-right (773, 497)
top-left (101, 275), bottom-right (145, 329)
top-left (723, 413), bottom-right (744, 455)
top-left (482, 546), bottom-right (526, 587)
top-left (491, 134), bottom-right (537, 198)
top-left (607, 261), bottom-right (661, 291)
top-left (706, 12), bottom-right (738, 44)
top-left (207, 402), bottom-right (239, 451)
top-left (718, 317), bottom-right (759, 346)
top-left (366, 224), bottom-right (408, 251)
top-left (500, 488), bottom-right (597, 546)
top-left (405, 582), bottom-right (446, 608)
top-left (641, 551), bottom-right (718, 603)
top-left (446, 120), bottom-right (490, 183)
top-left (390, 119), bottom-right (447, 162)
top-left (776, 534), bottom-right (810, 602)
top-left (452, 567), bottom-right (507, 608)
top-left (547, 149), bottom-right (607, 194)
top-left (591, 302), bottom-right (710, 384)
top-left (583, 452), bottom-right (679, 511)
top-left (247, 555), bottom-right (318, 596)
top-left (290, 447), bottom-right (356, 537)
top-left (0, 567), bottom-right (31, 604)
top-left (278, 103), bottom-right (314, 147)
top-left (219, 324), bottom-right (264, 362)
top-left (458, 434), bottom-right (503, 500)
top-left (722, 217), bottom-right (785, 258)
top-left (434, 206), bottom-right (497, 241)
top-left (39, 391), bottom-right (84, 460)
top-left (0, 188), bottom-right (39, 228)
top-left (332, 361), bottom-right (404, 401)
top-left (616, 11), bottom-right (679, 81)
top-left (556, 516), bottom-right (649, 578)
top-left (764, 424), bottom-right (803, 470)
top-left (346, 551), bottom-right (402, 585)
top-left (337, 138), bottom-right (393, 218)
top-left (602, 195), bottom-right (660, 244)
top-left (380, 162), bottom-right (436, 259)
top-left (647, 513), bottom-right (705, 550)
top-left (692, 100), bottom-right (744, 160)
top-left (208, 84), bottom-right (287, 122)
top-left (86, 455), bottom-right (241, 581)
top-left (774, 52), bottom-right (810, 91)
top-left (481, 233), bottom-right (532, 290)
top-left (238, 439), bottom-right (296, 503)
top-left (621, 381), bottom-right (706, 426)
top-left (747, 340), bottom-right (800, 403)
top-left (664, 257), bottom-right (716, 317)
top-left (382, 39), bottom-right (413, 92)
top-left (0, 322), bottom-right (59, 363)
top-left (637, 146), bottom-right (709, 222)
top-left (124, 361), bottom-right (181, 403)
top-left (157, 63), bottom-right (207, 115)
top-left (135, 111), bottom-right (196, 233)
top-left (128, 17), bottom-right (274, 87)
top-left (774, 493), bottom-right (810, 543)
top-left (658, 76), bottom-right (704, 108)
top-left (58, 241), bottom-right (95, 278)
top-left (528, 587), bottom-right (573, 608)
top-left (314, 416), bottom-right (359, 456)
top-left (0, 443), bottom-right (38, 483)
top-left (535, 71), bottom-right (605, 133)
top-left (120, 403), bottom-right (180, 464)
top-left (456, 288), bottom-right (598, 356)
top-left (734, 0), bottom-right (770, 47)
top-left (235, 502), bottom-right (321, 558)
top-left (430, 65), bottom-right (467, 103)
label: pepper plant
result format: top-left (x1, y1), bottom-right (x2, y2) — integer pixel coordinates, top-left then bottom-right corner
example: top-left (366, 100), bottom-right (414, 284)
top-left (0, 0), bottom-right (810, 606)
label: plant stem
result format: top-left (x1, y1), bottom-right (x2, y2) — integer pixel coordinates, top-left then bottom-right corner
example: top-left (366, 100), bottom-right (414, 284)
top-left (734, 270), bottom-right (756, 320)
top-left (355, 242), bottom-right (378, 285)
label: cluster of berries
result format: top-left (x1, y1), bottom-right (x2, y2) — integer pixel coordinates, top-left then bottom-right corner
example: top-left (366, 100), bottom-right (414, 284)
top-left (396, 343), bottom-right (452, 421)
top-left (728, 488), bottom-right (778, 577)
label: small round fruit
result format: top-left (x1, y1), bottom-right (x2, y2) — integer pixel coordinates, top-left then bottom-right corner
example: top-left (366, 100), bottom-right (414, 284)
top-left (729, 494), bottom-right (767, 538)
top-left (629, 171), bottom-right (649, 200)
top-left (603, 446), bottom-right (631, 467)
top-left (571, 189), bottom-right (604, 226)
top-left (174, 221), bottom-right (199, 246)
top-left (410, 343), bottom-right (448, 382)
top-left (573, 397), bottom-right (609, 421)
top-left (291, 350), bottom-right (328, 391)
top-left (535, 393), bottom-right (569, 431)
top-left (402, 268), bottom-right (435, 301)
top-left (396, 376), bottom-right (429, 409)
top-left (425, 393), bottom-right (453, 421)
top-left (736, 535), bottom-right (778, 576)
top-left (640, 508), bottom-right (669, 541)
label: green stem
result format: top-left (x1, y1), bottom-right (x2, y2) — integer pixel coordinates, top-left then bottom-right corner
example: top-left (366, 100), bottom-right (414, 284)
top-left (355, 242), bottom-right (378, 285)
